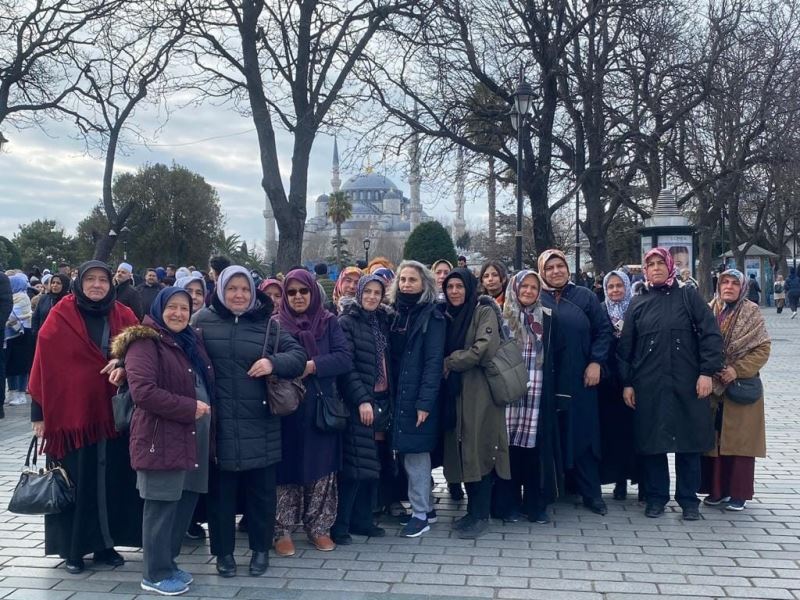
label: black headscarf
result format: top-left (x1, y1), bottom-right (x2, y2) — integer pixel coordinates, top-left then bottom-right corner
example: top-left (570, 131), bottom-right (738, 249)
top-left (49, 273), bottom-right (71, 304)
top-left (74, 260), bottom-right (116, 316)
top-left (442, 268), bottom-right (479, 429)
top-left (150, 287), bottom-right (209, 387)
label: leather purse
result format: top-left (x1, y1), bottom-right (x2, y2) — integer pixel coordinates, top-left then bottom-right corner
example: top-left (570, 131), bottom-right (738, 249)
top-left (263, 319), bottom-right (305, 416)
top-left (112, 383), bottom-right (133, 432)
top-left (312, 377), bottom-right (348, 432)
top-left (8, 437), bottom-right (75, 515)
top-left (726, 375), bottom-right (762, 405)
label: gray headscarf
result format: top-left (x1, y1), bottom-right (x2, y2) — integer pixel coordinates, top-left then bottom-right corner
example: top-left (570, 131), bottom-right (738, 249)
top-left (215, 265), bottom-right (256, 315)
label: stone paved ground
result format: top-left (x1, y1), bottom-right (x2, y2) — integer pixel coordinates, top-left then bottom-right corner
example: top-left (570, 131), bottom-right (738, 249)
top-left (0, 311), bottom-right (798, 600)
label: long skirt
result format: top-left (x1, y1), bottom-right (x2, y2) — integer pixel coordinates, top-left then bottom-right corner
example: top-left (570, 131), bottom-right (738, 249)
top-left (45, 437), bottom-right (142, 559)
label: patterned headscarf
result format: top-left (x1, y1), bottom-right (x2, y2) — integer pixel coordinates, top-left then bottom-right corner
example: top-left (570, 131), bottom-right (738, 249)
top-left (356, 274), bottom-right (388, 388)
top-left (710, 268), bottom-right (748, 329)
top-left (333, 266), bottom-right (363, 310)
top-left (503, 270), bottom-right (545, 368)
top-left (536, 249), bottom-right (570, 292)
top-left (603, 270), bottom-right (632, 335)
top-left (643, 247), bottom-right (676, 288)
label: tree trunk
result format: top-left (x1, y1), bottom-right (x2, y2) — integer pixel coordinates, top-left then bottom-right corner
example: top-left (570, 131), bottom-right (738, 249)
top-left (487, 156), bottom-right (496, 252)
top-left (336, 222), bottom-right (342, 267)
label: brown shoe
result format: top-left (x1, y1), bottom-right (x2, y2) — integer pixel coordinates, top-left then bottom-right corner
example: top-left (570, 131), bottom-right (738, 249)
top-left (273, 536), bottom-right (295, 557)
top-left (309, 534), bottom-right (336, 552)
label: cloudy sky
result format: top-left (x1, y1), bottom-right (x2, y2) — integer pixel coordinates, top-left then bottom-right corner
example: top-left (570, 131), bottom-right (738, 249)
top-left (0, 101), bottom-right (490, 250)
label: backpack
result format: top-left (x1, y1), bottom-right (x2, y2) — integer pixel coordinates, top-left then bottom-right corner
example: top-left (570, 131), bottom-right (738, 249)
top-left (774, 282), bottom-right (784, 294)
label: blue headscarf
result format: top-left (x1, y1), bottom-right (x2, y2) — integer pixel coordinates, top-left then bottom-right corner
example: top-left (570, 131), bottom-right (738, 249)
top-left (149, 287), bottom-right (209, 386)
top-left (10, 273), bottom-right (28, 294)
top-left (603, 270), bottom-right (632, 333)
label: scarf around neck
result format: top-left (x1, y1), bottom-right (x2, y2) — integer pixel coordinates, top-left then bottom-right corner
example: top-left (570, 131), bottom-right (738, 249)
top-left (276, 268), bottom-right (333, 357)
top-left (503, 270), bottom-right (545, 368)
top-left (603, 270), bottom-right (632, 336)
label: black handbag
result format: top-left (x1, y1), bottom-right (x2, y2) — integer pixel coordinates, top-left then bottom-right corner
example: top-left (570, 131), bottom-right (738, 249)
top-left (726, 376), bottom-right (763, 405)
top-left (112, 383), bottom-right (133, 432)
top-left (8, 437), bottom-right (75, 515)
top-left (313, 377), bottom-right (348, 432)
top-left (371, 392), bottom-right (392, 433)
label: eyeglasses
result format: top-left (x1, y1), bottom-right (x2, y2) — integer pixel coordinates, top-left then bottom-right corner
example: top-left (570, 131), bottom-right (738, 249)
top-left (286, 288), bottom-right (310, 297)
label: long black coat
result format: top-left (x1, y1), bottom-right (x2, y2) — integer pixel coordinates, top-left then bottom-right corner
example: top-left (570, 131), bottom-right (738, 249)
top-left (389, 302), bottom-right (445, 454)
top-left (194, 292), bottom-right (307, 471)
top-left (617, 282), bottom-right (724, 455)
top-left (337, 303), bottom-right (391, 481)
top-left (115, 279), bottom-right (144, 321)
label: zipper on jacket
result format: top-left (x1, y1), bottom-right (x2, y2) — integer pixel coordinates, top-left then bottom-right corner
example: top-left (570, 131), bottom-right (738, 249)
top-left (149, 420), bottom-right (160, 453)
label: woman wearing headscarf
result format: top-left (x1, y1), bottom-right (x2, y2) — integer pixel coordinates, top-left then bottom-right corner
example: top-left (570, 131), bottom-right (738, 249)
top-left (367, 256), bottom-right (395, 274)
top-left (32, 273), bottom-right (71, 338)
top-left (494, 270), bottom-right (565, 525)
top-left (431, 259), bottom-right (452, 302)
top-left (6, 273), bottom-right (35, 404)
top-left (617, 248), bottom-right (723, 520)
top-left (331, 266), bottom-right (362, 314)
top-left (274, 268), bottom-right (352, 556)
top-left (258, 278), bottom-right (283, 315)
top-left (478, 260), bottom-right (509, 308)
top-left (598, 270), bottom-right (639, 501)
top-left (701, 270), bottom-right (770, 511)
top-left (29, 261), bottom-right (141, 574)
top-left (441, 268), bottom-right (510, 539)
top-left (332, 274), bottom-right (391, 544)
top-left (194, 266), bottom-right (306, 578)
top-left (111, 288), bottom-right (214, 596)
top-left (175, 274), bottom-right (207, 314)
top-left (537, 249), bottom-right (613, 515)
top-left (387, 260), bottom-right (445, 538)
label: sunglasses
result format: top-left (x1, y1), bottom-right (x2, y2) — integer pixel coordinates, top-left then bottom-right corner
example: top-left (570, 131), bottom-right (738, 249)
top-left (286, 287), bottom-right (310, 297)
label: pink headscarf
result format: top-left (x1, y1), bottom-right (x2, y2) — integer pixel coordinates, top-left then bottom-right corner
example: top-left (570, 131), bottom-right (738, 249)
top-left (275, 269), bottom-right (333, 358)
top-left (643, 247), bottom-right (676, 288)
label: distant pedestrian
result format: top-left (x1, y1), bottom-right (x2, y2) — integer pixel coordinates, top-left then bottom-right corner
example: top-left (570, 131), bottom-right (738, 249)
top-left (773, 275), bottom-right (785, 314)
top-left (746, 274), bottom-right (761, 304)
top-left (315, 263), bottom-right (336, 300)
top-left (135, 268), bottom-right (164, 315)
top-left (785, 267), bottom-right (800, 318)
top-left (114, 263), bottom-right (144, 321)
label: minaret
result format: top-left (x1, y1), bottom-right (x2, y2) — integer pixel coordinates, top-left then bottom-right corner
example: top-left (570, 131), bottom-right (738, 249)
top-left (263, 198), bottom-right (277, 267)
top-left (331, 136), bottom-right (341, 193)
top-left (453, 147), bottom-right (466, 240)
top-left (408, 126), bottom-right (421, 229)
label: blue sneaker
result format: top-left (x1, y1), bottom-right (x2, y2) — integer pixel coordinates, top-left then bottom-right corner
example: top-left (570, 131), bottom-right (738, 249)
top-left (173, 568), bottom-right (193, 585)
top-left (399, 510), bottom-right (437, 525)
top-left (140, 577), bottom-right (189, 596)
top-left (400, 517), bottom-right (430, 538)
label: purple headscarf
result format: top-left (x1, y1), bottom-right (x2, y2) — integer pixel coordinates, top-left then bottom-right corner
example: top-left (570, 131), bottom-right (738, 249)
top-left (275, 268), bottom-right (333, 357)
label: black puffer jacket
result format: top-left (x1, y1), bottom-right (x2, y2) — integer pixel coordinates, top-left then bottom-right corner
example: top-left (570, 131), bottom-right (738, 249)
top-left (337, 303), bottom-right (392, 481)
top-left (194, 290), bottom-right (307, 471)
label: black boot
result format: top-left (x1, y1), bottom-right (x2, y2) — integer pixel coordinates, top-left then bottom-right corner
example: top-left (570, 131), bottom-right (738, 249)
top-left (249, 551), bottom-right (268, 576)
top-left (216, 554), bottom-right (237, 578)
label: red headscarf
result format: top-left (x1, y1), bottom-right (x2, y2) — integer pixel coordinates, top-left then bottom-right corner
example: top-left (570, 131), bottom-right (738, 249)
top-left (643, 247), bottom-right (676, 288)
top-left (275, 269), bottom-right (333, 357)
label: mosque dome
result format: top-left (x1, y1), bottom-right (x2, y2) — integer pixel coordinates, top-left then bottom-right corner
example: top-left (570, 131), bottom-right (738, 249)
top-left (341, 173), bottom-right (398, 192)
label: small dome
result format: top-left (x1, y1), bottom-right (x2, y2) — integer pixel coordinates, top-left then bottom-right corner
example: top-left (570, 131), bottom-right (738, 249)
top-left (384, 188), bottom-right (402, 199)
top-left (316, 193), bottom-right (329, 203)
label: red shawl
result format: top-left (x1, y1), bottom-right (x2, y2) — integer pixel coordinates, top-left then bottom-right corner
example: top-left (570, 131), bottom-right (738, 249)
top-left (29, 295), bottom-right (139, 459)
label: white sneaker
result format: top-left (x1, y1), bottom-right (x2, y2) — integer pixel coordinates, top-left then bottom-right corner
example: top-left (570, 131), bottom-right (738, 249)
top-left (7, 391), bottom-right (25, 406)
top-left (793, 312), bottom-right (797, 319)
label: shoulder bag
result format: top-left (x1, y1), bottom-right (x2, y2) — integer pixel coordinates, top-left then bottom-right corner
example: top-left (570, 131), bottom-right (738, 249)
top-left (262, 319), bottom-right (305, 416)
top-left (8, 436), bottom-right (75, 515)
top-left (312, 376), bottom-right (349, 432)
top-left (481, 307), bottom-right (528, 406)
top-left (5, 311), bottom-right (24, 341)
top-left (112, 382), bottom-right (133, 431)
top-left (725, 375), bottom-right (763, 405)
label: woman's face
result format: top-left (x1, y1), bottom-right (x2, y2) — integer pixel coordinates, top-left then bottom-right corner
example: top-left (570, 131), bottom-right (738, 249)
top-left (361, 281), bottom-right (383, 312)
top-left (481, 266), bottom-right (503, 295)
top-left (81, 268), bottom-right (110, 301)
top-left (186, 281), bottom-right (205, 312)
top-left (163, 294), bottom-right (191, 334)
top-left (517, 274), bottom-right (540, 307)
top-left (398, 267), bottom-right (423, 294)
top-left (434, 263), bottom-right (451, 287)
top-left (446, 278), bottom-right (466, 307)
top-left (543, 258), bottom-right (569, 289)
top-left (606, 275), bottom-right (626, 302)
top-left (264, 284), bottom-right (282, 310)
top-left (50, 279), bottom-right (63, 294)
top-left (341, 273), bottom-right (359, 297)
top-left (719, 275), bottom-right (742, 303)
top-left (645, 255), bottom-right (669, 286)
top-left (223, 275), bottom-right (252, 314)
top-left (286, 279), bottom-right (311, 314)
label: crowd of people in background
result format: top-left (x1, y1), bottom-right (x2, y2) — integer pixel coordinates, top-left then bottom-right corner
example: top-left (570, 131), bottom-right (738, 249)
top-left (0, 248), bottom-right (775, 596)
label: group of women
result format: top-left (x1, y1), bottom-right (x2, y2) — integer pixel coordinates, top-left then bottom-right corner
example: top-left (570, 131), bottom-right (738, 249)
top-left (27, 249), bottom-right (770, 596)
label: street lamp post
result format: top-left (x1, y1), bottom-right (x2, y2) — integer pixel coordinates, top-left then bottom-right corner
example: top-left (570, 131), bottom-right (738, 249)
top-left (120, 226), bottom-right (131, 261)
top-left (510, 66), bottom-right (535, 271)
top-left (363, 238), bottom-right (371, 265)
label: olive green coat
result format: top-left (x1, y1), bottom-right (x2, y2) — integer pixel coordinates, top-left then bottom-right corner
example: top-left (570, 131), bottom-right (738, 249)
top-left (707, 341), bottom-right (770, 458)
top-left (442, 304), bottom-right (511, 483)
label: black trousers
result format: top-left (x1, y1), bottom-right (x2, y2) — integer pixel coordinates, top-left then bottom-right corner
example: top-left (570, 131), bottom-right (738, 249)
top-left (493, 446), bottom-right (546, 518)
top-left (464, 473), bottom-right (493, 519)
top-left (641, 452), bottom-right (700, 508)
top-left (571, 448), bottom-right (602, 501)
top-left (0, 346), bottom-right (6, 407)
top-left (142, 491), bottom-right (199, 582)
top-left (332, 478), bottom-right (375, 536)
top-left (207, 465), bottom-right (276, 556)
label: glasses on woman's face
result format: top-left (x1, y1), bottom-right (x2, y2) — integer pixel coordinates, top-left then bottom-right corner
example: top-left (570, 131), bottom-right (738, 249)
top-left (286, 287), bottom-right (310, 297)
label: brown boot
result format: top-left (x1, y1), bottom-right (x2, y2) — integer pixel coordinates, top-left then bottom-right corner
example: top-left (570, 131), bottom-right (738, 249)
top-left (273, 536), bottom-right (295, 557)
top-left (309, 534), bottom-right (336, 552)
